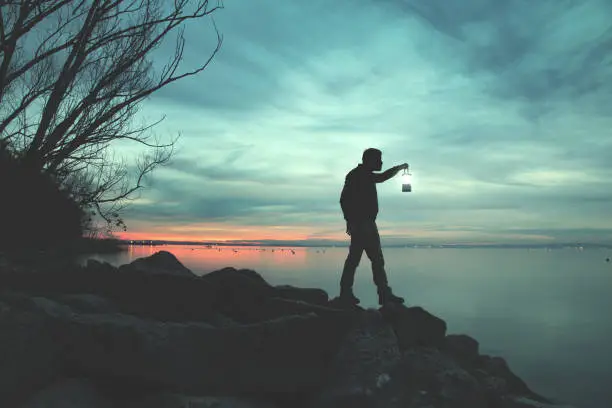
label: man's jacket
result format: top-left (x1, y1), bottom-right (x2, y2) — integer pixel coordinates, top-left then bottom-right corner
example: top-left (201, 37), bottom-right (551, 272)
top-left (340, 164), bottom-right (379, 223)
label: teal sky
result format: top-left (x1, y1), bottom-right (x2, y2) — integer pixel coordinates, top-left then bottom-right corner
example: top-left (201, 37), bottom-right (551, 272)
top-left (120, 0), bottom-right (612, 245)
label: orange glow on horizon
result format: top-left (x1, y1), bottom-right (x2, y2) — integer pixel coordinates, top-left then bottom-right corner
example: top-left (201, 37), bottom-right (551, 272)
top-left (115, 221), bottom-right (557, 245)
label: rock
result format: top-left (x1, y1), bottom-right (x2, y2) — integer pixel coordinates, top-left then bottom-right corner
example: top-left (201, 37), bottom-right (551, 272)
top-left (310, 309), bottom-right (402, 408)
top-left (202, 267), bottom-right (271, 289)
top-left (0, 299), bottom-right (67, 407)
top-left (0, 293), bottom-right (348, 400)
top-left (201, 267), bottom-right (272, 292)
top-left (190, 268), bottom-right (338, 323)
top-left (85, 259), bottom-right (117, 275)
top-left (1, 258), bottom-right (343, 325)
top-left (260, 297), bottom-right (350, 321)
top-left (125, 393), bottom-right (278, 408)
top-left (274, 285), bottom-right (329, 305)
top-left (477, 355), bottom-right (548, 403)
top-left (312, 311), bottom-right (491, 408)
top-left (443, 334), bottom-right (480, 362)
top-left (381, 305), bottom-right (447, 349)
top-left (86, 270), bottom-right (217, 322)
top-left (18, 378), bottom-right (113, 408)
top-left (118, 251), bottom-right (195, 277)
top-left (60, 311), bottom-right (349, 394)
top-left (207, 312), bottom-right (240, 327)
top-left (234, 268), bottom-right (272, 287)
top-left (56, 294), bottom-right (119, 314)
top-left (380, 347), bottom-right (489, 408)
top-left (499, 395), bottom-right (576, 408)
top-left (0, 259), bottom-right (217, 322)
top-left (471, 368), bottom-right (511, 405)
top-left (0, 291), bottom-right (74, 316)
top-left (200, 267), bottom-right (276, 323)
top-left (0, 254), bottom-right (9, 269)
top-left (327, 297), bottom-right (365, 312)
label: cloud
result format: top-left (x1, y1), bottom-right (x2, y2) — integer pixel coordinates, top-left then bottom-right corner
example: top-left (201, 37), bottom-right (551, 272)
top-left (118, 0), bottom-right (612, 244)
top-left (384, 0), bottom-right (612, 104)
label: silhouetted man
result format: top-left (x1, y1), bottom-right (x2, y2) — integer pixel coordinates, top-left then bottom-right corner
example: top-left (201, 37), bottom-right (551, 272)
top-left (339, 148), bottom-right (408, 305)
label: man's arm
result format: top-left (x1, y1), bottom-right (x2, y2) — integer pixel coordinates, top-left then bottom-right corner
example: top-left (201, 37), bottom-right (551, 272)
top-left (340, 176), bottom-right (357, 235)
top-left (372, 163), bottom-right (408, 183)
top-left (340, 176), bottom-right (356, 221)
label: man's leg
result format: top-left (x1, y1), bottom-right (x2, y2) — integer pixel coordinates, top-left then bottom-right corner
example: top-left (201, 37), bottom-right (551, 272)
top-left (340, 226), bottom-right (365, 303)
top-left (363, 221), bottom-right (404, 305)
top-left (362, 220), bottom-right (388, 288)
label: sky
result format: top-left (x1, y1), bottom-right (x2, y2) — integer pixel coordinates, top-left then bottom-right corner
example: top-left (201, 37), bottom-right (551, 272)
top-left (118, 0), bottom-right (612, 246)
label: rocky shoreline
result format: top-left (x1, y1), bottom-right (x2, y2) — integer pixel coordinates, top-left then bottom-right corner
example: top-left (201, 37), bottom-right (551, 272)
top-left (0, 251), bottom-right (575, 408)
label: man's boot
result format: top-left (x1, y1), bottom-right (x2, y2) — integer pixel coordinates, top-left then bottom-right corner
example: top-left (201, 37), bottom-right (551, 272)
top-left (378, 286), bottom-right (404, 305)
top-left (339, 287), bottom-right (360, 304)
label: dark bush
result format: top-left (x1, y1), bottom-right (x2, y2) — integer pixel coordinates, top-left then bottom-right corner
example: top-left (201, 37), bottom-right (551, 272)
top-left (0, 147), bottom-right (86, 250)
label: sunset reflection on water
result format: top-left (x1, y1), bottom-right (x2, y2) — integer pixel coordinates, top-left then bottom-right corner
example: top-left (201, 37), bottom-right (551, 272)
top-left (114, 244), bottom-right (338, 277)
top-left (157, 245), bottom-right (306, 270)
top-left (74, 244), bottom-right (345, 289)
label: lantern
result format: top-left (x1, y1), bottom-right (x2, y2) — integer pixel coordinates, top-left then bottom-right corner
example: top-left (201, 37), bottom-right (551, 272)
top-left (401, 168), bottom-right (412, 192)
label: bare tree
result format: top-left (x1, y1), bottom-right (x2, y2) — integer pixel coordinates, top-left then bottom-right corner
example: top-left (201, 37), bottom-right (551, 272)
top-left (0, 0), bottom-right (223, 231)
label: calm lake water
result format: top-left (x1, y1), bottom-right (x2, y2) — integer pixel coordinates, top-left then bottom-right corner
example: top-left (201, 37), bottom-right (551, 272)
top-left (83, 245), bottom-right (612, 408)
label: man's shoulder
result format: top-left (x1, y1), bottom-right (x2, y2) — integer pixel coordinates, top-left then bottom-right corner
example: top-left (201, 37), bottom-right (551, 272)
top-left (346, 165), bottom-right (371, 181)
top-left (346, 164), bottom-right (365, 177)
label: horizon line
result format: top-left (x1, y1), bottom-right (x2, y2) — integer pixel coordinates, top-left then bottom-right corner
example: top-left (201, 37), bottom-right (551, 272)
top-left (114, 239), bottom-right (612, 249)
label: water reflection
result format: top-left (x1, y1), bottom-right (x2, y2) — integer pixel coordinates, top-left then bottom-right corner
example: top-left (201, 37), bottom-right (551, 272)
top-left (93, 244), bottom-right (313, 275)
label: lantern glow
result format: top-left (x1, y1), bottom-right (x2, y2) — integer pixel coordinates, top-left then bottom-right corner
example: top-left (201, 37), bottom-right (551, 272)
top-left (401, 168), bottom-right (412, 192)
top-left (401, 172), bottom-right (412, 184)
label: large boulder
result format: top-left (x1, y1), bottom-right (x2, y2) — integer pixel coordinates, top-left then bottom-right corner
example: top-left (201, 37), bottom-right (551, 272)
top-left (310, 309), bottom-right (402, 408)
top-left (474, 355), bottom-right (549, 404)
top-left (118, 251), bottom-right (196, 277)
top-left (0, 297), bottom-right (68, 407)
top-left (55, 308), bottom-right (350, 395)
top-left (378, 347), bottom-right (489, 408)
top-left (199, 268), bottom-right (341, 324)
top-left (0, 258), bottom-right (218, 323)
top-left (0, 291), bottom-right (351, 404)
top-left (311, 310), bottom-right (488, 408)
top-left (381, 305), bottom-right (447, 349)
top-left (327, 296), bottom-right (365, 312)
top-left (201, 267), bottom-right (272, 292)
top-left (273, 285), bottom-right (329, 306)
top-left (197, 267), bottom-right (275, 323)
top-left (231, 268), bottom-right (272, 287)
top-left (85, 259), bottom-right (117, 275)
top-left (443, 334), bottom-right (480, 363)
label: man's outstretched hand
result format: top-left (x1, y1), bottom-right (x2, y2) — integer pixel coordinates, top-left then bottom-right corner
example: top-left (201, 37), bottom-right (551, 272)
top-left (393, 163), bottom-right (409, 174)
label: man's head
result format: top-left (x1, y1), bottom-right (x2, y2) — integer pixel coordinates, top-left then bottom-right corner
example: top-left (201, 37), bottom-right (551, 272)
top-left (362, 148), bottom-right (382, 171)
